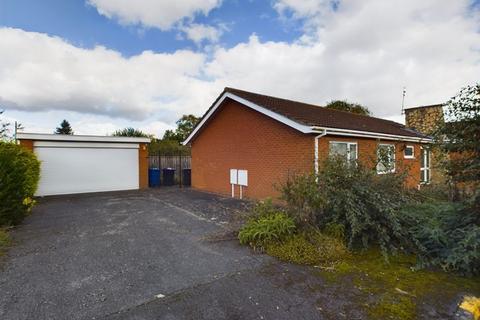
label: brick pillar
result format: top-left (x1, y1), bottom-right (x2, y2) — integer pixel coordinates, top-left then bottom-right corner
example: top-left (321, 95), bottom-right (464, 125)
top-left (405, 105), bottom-right (446, 186)
top-left (404, 104), bottom-right (444, 135)
top-left (18, 139), bottom-right (34, 151)
top-left (138, 143), bottom-right (149, 189)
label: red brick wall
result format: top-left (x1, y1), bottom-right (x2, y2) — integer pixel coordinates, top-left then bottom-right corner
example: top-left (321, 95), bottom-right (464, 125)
top-left (18, 139), bottom-right (33, 151)
top-left (191, 99), bottom-right (314, 199)
top-left (317, 136), bottom-right (422, 188)
top-left (138, 143), bottom-right (149, 189)
top-left (191, 100), bottom-right (425, 199)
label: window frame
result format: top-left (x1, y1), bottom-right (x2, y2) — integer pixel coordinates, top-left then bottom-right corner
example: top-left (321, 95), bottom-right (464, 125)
top-left (420, 147), bottom-right (431, 184)
top-left (376, 143), bottom-right (396, 174)
top-left (328, 141), bottom-right (358, 163)
top-left (404, 145), bottom-right (415, 159)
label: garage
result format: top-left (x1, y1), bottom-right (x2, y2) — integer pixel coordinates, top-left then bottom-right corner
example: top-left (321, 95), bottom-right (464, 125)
top-left (17, 133), bottom-right (150, 196)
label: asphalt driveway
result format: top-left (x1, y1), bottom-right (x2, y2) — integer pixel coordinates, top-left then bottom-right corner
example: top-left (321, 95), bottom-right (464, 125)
top-left (1, 188), bottom-right (464, 320)
top-left (0, 188), bottom-right (348, 320)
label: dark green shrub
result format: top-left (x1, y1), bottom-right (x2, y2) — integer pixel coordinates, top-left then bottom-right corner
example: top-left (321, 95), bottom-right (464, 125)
top-left (0, 142), bottom-right (40, 226)
top-left (279, 173), bottom-right (325, 226)
top-left (281, 158), bottom-right (412, 256)
top-left (249, 198), bottom-right (279, 219)
top-left (401, 200), bottom-right (480, 275)
top-left (238, 213), bottom-right (296, 248)
top-left (322, 222), bottom-right (346, 241)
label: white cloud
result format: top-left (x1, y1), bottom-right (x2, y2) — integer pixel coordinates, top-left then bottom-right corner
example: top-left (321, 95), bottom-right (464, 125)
top-left (0, 27), bottom-right (215, 122)
top-left (180, 23), bottom-right (223, 45)
top-left (87, 0), bottom-right (222, 30)
top-left (207, 0), bottom-right (480, 117)
top-left (1, 0), bottom-right (480, 137)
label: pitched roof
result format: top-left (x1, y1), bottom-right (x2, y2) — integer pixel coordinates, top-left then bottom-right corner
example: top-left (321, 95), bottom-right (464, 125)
top-left (224, 87), bottom-right (425, 138)
top-left (184, 87), bottom-right (430, 144)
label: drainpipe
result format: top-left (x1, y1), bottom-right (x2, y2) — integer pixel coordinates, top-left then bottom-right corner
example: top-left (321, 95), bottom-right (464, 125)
top-left (314, 130), bottom-right (327, 176)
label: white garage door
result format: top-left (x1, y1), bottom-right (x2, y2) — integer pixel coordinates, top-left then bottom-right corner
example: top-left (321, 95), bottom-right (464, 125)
top-left (35, 141), bottom-right (139, 196)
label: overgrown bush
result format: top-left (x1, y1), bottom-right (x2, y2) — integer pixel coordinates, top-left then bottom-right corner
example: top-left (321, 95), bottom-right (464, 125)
top-left (401, 200), bottom-right (480, 275)
top-left (249, 198), bottom-right (280, 219)
top-left (0, 142), bottom-right (40, 226)
top-left (281, 158), bottom-right (412, 256)
top-left (238, 213), bottom-right (296, 249)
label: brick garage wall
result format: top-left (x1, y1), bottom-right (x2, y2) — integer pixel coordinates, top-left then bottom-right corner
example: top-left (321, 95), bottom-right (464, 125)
top-left (191, 100), bottom-right (426, 200)
top-left (191, 99), bottom-right (315, 199)
top-left (138, 143), bottom-right (149, 189)
top-left (317, 136), bottom-right (423, 188)
top-left (18, 139), bottom-right (33, 151)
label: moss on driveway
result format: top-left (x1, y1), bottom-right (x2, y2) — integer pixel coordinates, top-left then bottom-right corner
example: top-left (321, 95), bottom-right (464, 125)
top-left (314, 250), bottom-right (480, 319)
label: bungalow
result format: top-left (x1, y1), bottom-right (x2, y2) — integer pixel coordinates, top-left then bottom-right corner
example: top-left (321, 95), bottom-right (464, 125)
top-left (184, 88), bottom-right (432, 200)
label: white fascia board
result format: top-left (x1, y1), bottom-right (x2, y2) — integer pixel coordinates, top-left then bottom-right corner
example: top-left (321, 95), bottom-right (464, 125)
top-left (182, 92), bottom-right (312, 145)
top-left (311, 127), bottom-right (432, 143)
top-left (34, 141), bottom-right (139, 149)
top-left (17, 133), bottom-right (151, 143)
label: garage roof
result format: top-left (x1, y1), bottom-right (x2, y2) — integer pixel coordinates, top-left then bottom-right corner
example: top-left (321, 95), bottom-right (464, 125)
top-left (17, 133), bottom-right (151, 143)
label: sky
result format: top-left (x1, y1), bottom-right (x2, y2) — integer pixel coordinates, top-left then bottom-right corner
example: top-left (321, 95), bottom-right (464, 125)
top-left (0, 0), bottom-right (479, 137)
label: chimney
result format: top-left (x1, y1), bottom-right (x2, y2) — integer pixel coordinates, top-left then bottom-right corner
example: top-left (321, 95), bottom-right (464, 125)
top-left (404, 104), bottom-right (445, 135)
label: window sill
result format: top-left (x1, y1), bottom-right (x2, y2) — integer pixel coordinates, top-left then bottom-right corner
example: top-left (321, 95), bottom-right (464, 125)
top-left (377, 170), bottom-right (396, 175)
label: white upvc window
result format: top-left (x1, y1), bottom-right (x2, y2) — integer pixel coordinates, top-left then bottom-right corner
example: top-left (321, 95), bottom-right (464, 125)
top-left (377, 144), bottom-right (395, 174)
top-left (404, 145), bottom-right (415, 159)
top-left (329, 141), bottom-right (358, 164)
top-left (420, 147), bottom-right (431, 184)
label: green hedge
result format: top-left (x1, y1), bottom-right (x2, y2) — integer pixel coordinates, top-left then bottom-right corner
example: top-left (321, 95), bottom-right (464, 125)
top-left (0, 142), bottom-right (40, 226)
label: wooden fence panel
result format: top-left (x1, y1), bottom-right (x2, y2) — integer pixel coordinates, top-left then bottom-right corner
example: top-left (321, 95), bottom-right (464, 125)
top-left (148, 155), bottom-right (191, 184)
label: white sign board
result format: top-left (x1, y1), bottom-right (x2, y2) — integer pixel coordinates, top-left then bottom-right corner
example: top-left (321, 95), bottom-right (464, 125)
top-left (230, 169), bottom-right (238, 184)
top-left (238, 170), bottom-right (248, 186)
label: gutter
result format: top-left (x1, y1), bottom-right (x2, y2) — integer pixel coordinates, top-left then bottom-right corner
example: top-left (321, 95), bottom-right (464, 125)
top-left (309, 126), bottom-right (432, 143)
top-left (314, 130), bottom-right (328, 175)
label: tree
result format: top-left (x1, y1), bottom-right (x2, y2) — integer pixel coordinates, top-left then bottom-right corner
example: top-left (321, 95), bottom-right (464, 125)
top-left (148, 138), bottom-right (191, 156)
top-left (325, 100), bottom-right (371, 116)
top-left (435, 84), bottom-right (480, 185)
top-left (112, 127), bottom-right (151, 138)
top-left (55, 120), bottom-right (73, 135)
top-left (0, 110), bottom-right (9, 139)
top-left (162, 114), bottom-right (200, 143)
